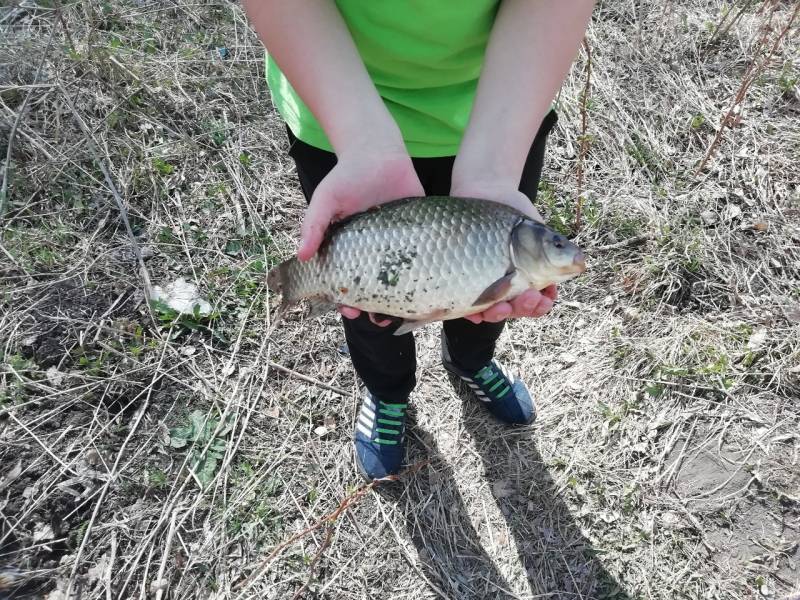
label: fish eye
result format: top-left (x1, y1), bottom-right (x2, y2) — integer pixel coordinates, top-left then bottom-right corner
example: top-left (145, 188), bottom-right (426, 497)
top-left (552, 235), bottom-right (565, 249)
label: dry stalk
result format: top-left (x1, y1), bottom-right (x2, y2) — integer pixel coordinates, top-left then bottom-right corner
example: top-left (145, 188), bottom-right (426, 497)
top-left (51, 0), bottom-right (77, 55)
top-left (695, 0), bottom-right (799, 175)
top-left (0, 29), bottom-right (55, 232)
top-left (701, 0), bottom-right (755, 59)
top-left (290, 526), bottom-right (334, 600)
top-left (57, 84), bottom-right (156, 306)
top-left (574, 36), bottom-right (592, 234)
top-left (233, 460), bottom-right (429, 598)
top-left (268, 360), bottom-right (349, 396)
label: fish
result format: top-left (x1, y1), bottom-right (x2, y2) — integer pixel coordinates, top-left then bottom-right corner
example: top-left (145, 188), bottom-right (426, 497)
top-left (267, 196), bottom-right (586, 335)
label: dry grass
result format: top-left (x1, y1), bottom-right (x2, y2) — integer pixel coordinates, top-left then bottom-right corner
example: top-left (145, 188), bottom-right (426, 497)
top-left (1, 1), bottom-right (799, 599)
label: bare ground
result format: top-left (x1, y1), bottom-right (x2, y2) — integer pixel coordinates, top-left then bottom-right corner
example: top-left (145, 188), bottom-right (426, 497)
top-left (1, 1), bottom-right (799, 599)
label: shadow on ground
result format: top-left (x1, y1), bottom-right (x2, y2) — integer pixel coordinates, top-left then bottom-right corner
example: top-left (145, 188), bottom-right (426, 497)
top-left (379, 379), bottom-right (630, 600)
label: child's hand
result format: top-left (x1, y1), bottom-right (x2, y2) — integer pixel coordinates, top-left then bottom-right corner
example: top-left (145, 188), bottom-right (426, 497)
top-left (298, 147), bottom-right (424, 262)
top-left (450, 180), bottom-right (558, 324)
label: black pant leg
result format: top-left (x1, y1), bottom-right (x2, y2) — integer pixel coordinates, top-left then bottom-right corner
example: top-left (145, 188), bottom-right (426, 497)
top-left (441, 110), bottom-right (558, 372)
top-left (285, 130), bottom-right (417, 403)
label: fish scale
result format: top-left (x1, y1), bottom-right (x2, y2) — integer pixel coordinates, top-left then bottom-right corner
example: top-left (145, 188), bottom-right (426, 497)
top-left (268, 196), bottom-right (585, 333)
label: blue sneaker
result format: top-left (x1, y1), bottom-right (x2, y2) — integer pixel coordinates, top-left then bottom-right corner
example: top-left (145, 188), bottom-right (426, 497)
top-left (354, 391), bottom-right (409, 481)
top-left (442, 335), bottom-right (536, 425)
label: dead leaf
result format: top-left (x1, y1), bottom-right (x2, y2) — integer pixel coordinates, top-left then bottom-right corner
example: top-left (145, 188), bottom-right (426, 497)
top-left (752, 222), bottom-right (768, 232)
top-left (46, 366), bottom-right (65, 387)
top-left (33, 523), bottom-right (55, 543)
top-left (747, 327), bottom-right (767, 351)
top-left (265, 406), bottom-right (280, 419)
top-left (323, 415), bottom-right (336, 430)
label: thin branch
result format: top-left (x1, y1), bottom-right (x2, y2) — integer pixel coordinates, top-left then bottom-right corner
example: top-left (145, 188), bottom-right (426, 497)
top-left (595, 233), bottom-right (653, 252)
top-left (232, 460), bottom-right (429, 598)
top-left (695, 1), bottom-right (799, 176)
top-left (290, 526), bottom-right (334, 600)
top-left (0, 29), bottom-right (55, 234)
top-left (268, 360), bottom-right (349, 396)
top-left (574, 36), bottom-right (592, 234)
top-left (57, 84), bottom-right (155, 304)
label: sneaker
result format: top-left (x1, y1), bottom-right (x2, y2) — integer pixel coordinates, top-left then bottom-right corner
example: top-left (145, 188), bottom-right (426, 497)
top-left (354, 390), bottom-right (409, 481)
top-left (441, 335), bottom-right (536, 425)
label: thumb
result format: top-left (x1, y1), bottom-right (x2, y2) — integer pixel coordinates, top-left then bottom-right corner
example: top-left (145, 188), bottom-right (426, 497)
top-left (298, 187), bottom-right (335, 262)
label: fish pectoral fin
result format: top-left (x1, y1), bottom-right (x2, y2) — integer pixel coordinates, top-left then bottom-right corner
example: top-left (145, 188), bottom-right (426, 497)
top-left (472, 271), bottom-right (516, 306)
top-left (393, 309), bottom-right (450, 336)
top-left (307, 296), bottom-right (336, 319)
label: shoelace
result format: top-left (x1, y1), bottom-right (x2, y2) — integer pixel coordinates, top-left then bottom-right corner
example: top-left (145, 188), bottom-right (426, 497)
top-left (474, 363), bottom-right (513, 400)
top-left (373, 401), bottom-right (408, 445)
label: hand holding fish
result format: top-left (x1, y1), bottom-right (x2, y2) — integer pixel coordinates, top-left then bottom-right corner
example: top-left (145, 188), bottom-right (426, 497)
top-left (298, 147), bottom-right (425, 262)
top-left (449, 181), bottom-right (557, 325)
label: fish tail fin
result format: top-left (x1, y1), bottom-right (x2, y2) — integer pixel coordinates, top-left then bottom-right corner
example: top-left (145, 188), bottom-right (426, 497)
top-left (267, 258), bottom-right (299, 307)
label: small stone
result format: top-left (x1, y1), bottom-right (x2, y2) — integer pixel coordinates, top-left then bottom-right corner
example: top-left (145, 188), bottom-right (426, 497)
top-left (314, 425), bottom-right (329, 437)
top-left (603, 295), bottom-right (615, 307)
top-left (700, 210), bottom-right (718, 225)
top-left (622, 307), bottom-right (640, 322)
top-left (560, 352), bottom-right (578, 366)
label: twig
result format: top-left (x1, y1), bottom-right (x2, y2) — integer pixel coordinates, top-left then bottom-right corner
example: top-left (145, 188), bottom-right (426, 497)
top-left (106, 529), bottom-right (117, 600)
top-left (0, 29), bottom-right (55, 233)
top-left (57, 84), bottom-right (155, 303)
top-left (290, 526), bottom-right (333, 600)
top-left (269, 361), bottom-right (349, 396)
top-left (63, 342), bottom-right (169, 599)
top-left (594, 233), bottom-right (653, 252)
top-left (574, 36), bottom-right (592, 234)
top-left (51, 0), bottom-right (76, 55)
top-left (232, 460), bottom-right (429, 598)
top-left (695, 1), bottom-right (799, 175)
top-left (154, 507), bottom-right (180, 600)
top-left (701, 0), bottom-right (755, 59)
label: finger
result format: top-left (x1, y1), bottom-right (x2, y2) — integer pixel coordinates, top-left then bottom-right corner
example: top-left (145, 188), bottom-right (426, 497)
top-left (368, 313), bottom-right (393, 327)
top-left (463, 313), bottom-right (484, 325)
top-left (530, 294), bottom-right (554, 317)
top-left (513, 289), bottom-right (543, 314)
top-left (298, 189), bottom-right (335, 262)
top-left (338, 305), bottom-right (361, 320)
top-left (540, 284), bottom-right (558, 302)
top-left (480, 301), bottom-right (513, 323)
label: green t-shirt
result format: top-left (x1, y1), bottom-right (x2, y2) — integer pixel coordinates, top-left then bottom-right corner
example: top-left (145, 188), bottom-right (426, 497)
top-left (266, 1), bottom-right (500, 158)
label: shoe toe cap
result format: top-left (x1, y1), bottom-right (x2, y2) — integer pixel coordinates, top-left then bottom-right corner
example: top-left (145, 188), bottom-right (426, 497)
top-left (354, 438), bottom-right (404, 481)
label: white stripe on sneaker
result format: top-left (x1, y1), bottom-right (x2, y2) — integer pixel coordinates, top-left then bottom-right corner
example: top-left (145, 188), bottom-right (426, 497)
top-left (360, 405), bottom-right (375, 421)
top-left (358, 415), bottom-right (373, 430)
top-left (356, 422), bottom-right (372, 438)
